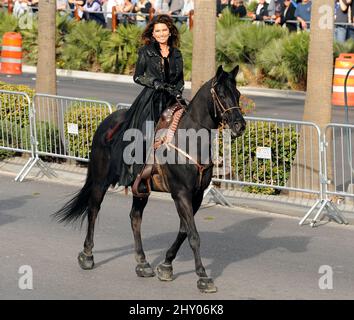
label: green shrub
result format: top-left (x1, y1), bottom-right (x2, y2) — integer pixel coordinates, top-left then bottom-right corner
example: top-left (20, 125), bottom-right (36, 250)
top-left (99, 24), bottom-right (142, 74)
top-left (0, 82), bottom-right (35, 128)
top-left (247, 1), bottom-right (258, 12)
top-left (0, 83), bottom-right (34, 160)
top-left (64, 104), bottom-right (111, 159)
top-left (281, 31), bottom-right (309, 90)
top-left (217, 21), bottom-right (287, 68)
top-left (35, 121), bottom-right (61, 157)
top-left (20, 14), bottom-right (38, 65)
top-left (334, 38), bottom-right (354, 59)
top-left (217, 8), bottom-right (242, 29)
top-left (256, 31), bottom-right (309, 90)
top-left (180, 24), bottom-right (193, 81)
top-left (0, 119), bottom-right (31, 160)
top-left (219, 122), bottom-right (298, 194)
top-left (61, 20), bottom-right (110, 71)
top-left (0, 148), bottom-right (16, 160)
top-left (0, 11), bottom-right (18, 39)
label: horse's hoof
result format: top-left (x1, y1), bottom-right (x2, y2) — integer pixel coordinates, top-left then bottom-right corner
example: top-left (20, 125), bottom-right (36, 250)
top-left (197, 277), bottom-right (217, 293)
top-left (157, 263), bottom-right (174, 281)
top-left (78, 251), bottom-right (94, 270)
top-left (135, 262), bottom-right (155, 277)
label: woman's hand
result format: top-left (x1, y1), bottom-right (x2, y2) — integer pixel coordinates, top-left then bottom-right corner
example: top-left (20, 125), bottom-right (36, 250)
top-left (153, 80), bottom-right (166, 91)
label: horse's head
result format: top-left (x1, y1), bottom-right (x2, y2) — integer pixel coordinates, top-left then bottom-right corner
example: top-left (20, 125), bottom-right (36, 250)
top-left (210, 65), bottom-right (246, 138)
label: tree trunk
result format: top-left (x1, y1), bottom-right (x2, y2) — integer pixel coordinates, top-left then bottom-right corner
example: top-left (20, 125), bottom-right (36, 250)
top-left (290, 0), bottom-right (334, 198)
top-left (191, 0), bottom-right (216, 96)
top-left (36, 0), bottom-right (57, 96)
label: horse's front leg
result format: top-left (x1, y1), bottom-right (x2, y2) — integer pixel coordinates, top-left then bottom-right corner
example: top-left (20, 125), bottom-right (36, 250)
top-left (171, 191), bottom-right (217, 293)
top-left (130, 196), bottom-right (155, 277)
top-left (157, 191), bottom-right (204, 282)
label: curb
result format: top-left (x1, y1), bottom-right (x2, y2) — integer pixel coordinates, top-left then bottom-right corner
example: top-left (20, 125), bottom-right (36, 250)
top-left (239, 86), bottom-right (305, 100)
top-left (22, 65), bottom-right (306, 99)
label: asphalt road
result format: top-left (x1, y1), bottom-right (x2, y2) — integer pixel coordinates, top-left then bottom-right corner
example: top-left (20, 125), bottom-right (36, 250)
top-left (1, 173), bottom-right (354, 300)
top-left (1, 72), bottom-right (354, 123)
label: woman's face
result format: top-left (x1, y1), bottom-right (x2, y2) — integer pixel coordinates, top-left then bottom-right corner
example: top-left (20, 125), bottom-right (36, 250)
top-left (152, 23), bottom-right (170, 45)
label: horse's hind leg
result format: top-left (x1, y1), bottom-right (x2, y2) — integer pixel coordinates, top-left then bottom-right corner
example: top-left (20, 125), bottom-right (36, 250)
top-left (157, 191), bottom-right (204, 282)
top-left (130, 196), bottom-right (155, 277)
top-left (78, 184), bottom-right (109, 270)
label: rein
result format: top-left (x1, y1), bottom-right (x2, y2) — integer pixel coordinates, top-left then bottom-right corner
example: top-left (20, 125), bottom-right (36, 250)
top-left (163, 83), bottom-right (233, 186)
top-left (210, 80), bottom-right (242, 124)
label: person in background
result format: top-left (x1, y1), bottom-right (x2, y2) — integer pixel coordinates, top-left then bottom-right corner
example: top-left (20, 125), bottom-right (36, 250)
top-left (13, 0), bottom-right (29, 17)
top-left (68, 0), bottom-right (86, 18)
top-left (57, 0), bottom-right (69, 15)
top-left (217, 0), bottom-right (230, 17)
top-left (295, 0), bottom-right (312, 31)
top-left (81, 0), bottom-right (106, 26)
top-left (106, 0), bottom-right (123, 29)
top-left (154, 0), bottom-right (169, 14)
top-left (268, 0), bottom-right (284, 20)
top-left (117, 0), bottom-right (134, 24)
top-left (169, 0), bottom-right (186, 27)
top-left (249, 0), bottom-right (269, 22)
top-left (181, 0), bottom-right (194, 28)
top-left (335, 0), bottom-right (348, 42)
top-left (230, 0), bottom-right (247, 18)
top-left (338, 0), bottom-right (354, 40)
top-left (275, 0), bottom-right (297, 32)
top-left (28, 0), bottom-right (38, 13)
top-left (134, 0), bottom-right (152, 28)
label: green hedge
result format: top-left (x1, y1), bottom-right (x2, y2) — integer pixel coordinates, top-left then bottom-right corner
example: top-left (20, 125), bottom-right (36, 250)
top-left (219, 122), bottom-right (298, 194)
top-left (0, 82), bottom-right (35, 128)
top-left (64, 104), bottom-right (111, 159)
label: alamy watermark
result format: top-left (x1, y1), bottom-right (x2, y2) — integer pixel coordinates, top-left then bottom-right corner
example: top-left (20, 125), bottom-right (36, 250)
top-left (318, 5), bottom-right (334, 30)
top-left (122, 121), bottom-right (223, 165)
top-left (318, 265), bottom-right (333, 290)
top-left (18, 265), bottom-right (33, 290)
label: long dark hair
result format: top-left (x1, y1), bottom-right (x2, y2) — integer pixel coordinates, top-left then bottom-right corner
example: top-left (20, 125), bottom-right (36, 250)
top-left (141, 14), bottom-right (180, 48)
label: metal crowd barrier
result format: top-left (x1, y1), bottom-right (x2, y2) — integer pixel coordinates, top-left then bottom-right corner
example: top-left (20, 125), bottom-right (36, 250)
top-left (0, 90), bottom-right (33, 155)
top-left (212, 117), bottom-right (321, 195)
top-left (15, 94), bottom-right (113, 181)
top-left (206, 117), bottom-right (323, 218)
top-left (205, 116), bottom-right (349, 227)
top-left (323, 123), bottom-right (354, 202)
top-left (297, 124), bottom-right (352, 227)
top-left (1, 93), bottom-right (350, 226)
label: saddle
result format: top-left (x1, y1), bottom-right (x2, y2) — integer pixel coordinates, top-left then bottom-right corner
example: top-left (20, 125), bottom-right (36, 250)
top-left (132, 102), bottom-right (185, 198)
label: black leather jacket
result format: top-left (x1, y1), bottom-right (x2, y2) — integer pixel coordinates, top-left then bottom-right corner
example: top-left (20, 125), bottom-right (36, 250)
top-left (133, 41), bottom-right (184, 95)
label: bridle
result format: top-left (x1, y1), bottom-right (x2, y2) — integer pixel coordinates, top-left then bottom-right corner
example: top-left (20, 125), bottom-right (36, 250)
top-left (210, 79), bottom-right (242, 125)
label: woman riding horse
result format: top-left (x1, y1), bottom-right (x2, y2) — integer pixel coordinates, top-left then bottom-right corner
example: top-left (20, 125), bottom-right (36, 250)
top-left (113, 14), bottom-right (185, 187)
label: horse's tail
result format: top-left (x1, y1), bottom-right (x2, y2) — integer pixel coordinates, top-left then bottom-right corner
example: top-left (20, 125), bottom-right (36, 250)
top-left (53, 164), bottom-right (93, 226)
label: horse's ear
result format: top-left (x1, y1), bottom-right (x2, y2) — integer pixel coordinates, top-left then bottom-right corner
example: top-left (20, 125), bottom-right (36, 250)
top-left (231, 65), bottom-right (239, 79)
top-left (215, 65), bottom-right (224, 82)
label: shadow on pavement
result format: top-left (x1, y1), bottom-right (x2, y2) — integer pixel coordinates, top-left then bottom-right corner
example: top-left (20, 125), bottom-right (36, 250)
top-left (93, 217), bottom-right (311, 280)
top-left (0, 195), bottom-right (34, 226)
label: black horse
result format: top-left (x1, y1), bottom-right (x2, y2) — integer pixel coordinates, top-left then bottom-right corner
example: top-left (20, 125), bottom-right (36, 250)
top-left (54, 65), bottom-right (246, 293)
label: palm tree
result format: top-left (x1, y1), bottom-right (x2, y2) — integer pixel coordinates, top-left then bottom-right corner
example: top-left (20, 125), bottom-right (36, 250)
top-left (304, 0), bottom-right (333, 126)
top-left (35, 1), bottom-right (61, 154)
top-left (291, 0), bottom-right (334, 197)
top-left (191, 0), bottom-right (216, 96)
top-left (36, 0), bottom-right (57, 97)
